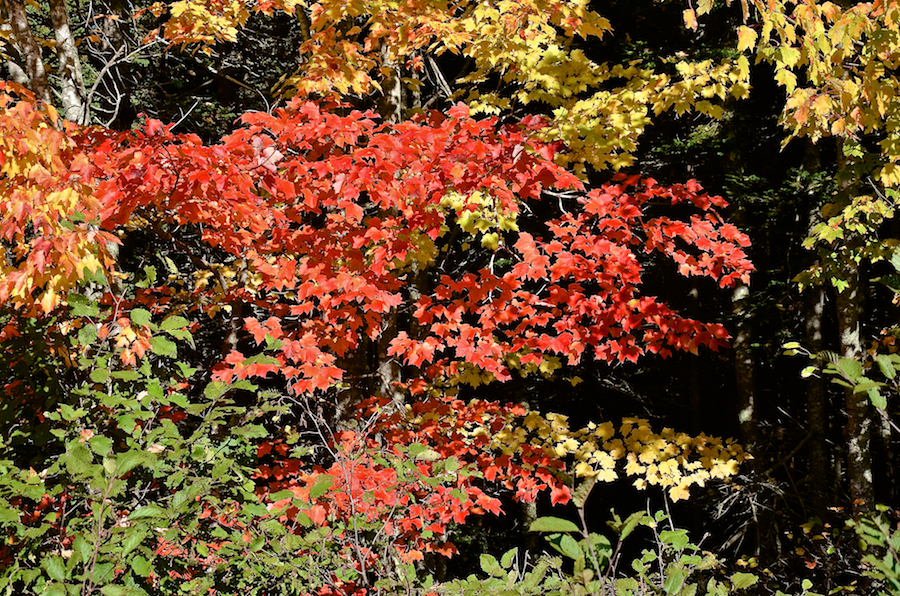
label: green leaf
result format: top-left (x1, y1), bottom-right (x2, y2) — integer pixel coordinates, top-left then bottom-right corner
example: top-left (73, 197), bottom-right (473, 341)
top-left (43, 584), bottom-right (67, 596)
top-left (242, 502), bottom-right (268, 517)
top-left (500, 547), bottom-right (518, 569)
top-left (853, 380), bottom-right (883, 394)
top-left (59, 404), bottom-right (85, 421)
top-left (585, 532), bottom-right (613, 563)
top-left (869, 388), bottom-right (887, 410)
top-left (546, 533), bottom-right (582, 560)
top-left (65, 442), bottom-right (93, 476)
top-left (111, 370), bottom-right (140, 381)
top-left (130, 309), bottom-right (152, 327)
top-left (69, 294), bottom-right (99, 318)
top-left (78, 324), bottom-right (98, 346)
top-left (248, 535), bottom-right (265, 552)
top-left (480, 554), bottom-right (501, 576)
top-left (160, 316), bottom-right (190, 331)
top-left (204, 382), bottom-right (229, 401)
top-left (837, 357), bottom-right (863, 381)
top-left (121, 529), bottom-right (147, 557)
top-left (414, 448), bottom-right (441, 461)
top-left (149, 336), bottom-right (177, 357)
top-left (529, 516), bottom-right (580, 533)
top-left (116, 451), bottom-right (150, 476)
top-left (90, 368), bottom-right (111, 383)
top-left (891, 248), bottom-right (900, 273)
top-left (444, 456), bottom-right (461, 473)
top-left (141, 265), bottom-right (157, 287)
top-left (100, 586), bottom-right (128, 596)
top-left (88, 436), bottom-right (113, 456)
top-left (129, 504), bottom-right (167, 520)
top-left (730, 572), bottom-right (758, 589)
top-left (876, 354), bottom-right (897, 380)
top-left (43, 556), bottom-right (66, 581)
top-left (660, 529), bottom-right (689, 551)
top-left (663, 568), bottom-right (686, 595)
top-left (801, 578), bottom-right (813, 591)
top-left (73, 535), bottom-right (92, 564)
top-left (131, 555), bottom-right (151, 577)
top-left (618, 511), bottom-right (645, 541)
top-left (309, 475), bottom-right (335, 499)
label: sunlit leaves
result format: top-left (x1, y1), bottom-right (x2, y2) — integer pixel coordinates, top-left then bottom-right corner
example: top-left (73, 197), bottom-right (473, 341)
top-left (0, 83), bottom-right (118, 314)
top-left (0, 67), bottom-right (754, 594)
top-left (254, 397), bottom-right (747, 567)
top-left (141, 0), bottom-right (747, 174)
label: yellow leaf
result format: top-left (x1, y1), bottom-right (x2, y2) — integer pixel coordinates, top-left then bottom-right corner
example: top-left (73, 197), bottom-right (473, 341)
top-left (574, 461), bottom-right (596, 477)
top-left (669, 484), bottom-right (692, 501)
top-left (596, 468), bottom-right (618, 482)
top-left (683, 8), bottom-right (698, 31)
top-left (880, 163), bottom-right (900, 187)
top-left (170, 1), bottom-right (190, 17)
top-left (737, 26), bottom-right (757, 52)
top-left (775, 68), bottom-right (797, 93)
top-left (778, 46), bottom-right (801, 68)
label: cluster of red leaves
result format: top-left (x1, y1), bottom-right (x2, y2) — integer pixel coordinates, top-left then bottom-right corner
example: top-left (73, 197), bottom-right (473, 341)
top-left (256, 427), bottom-right (504, 563)
top-left (253, 397), bottom-right (577, 566)
top-left (389, 175), bottom-right (752, 380)
top-left (72, 99), bottom-right (579, 386)
top-left (2, 85), bottom-right (750, 383)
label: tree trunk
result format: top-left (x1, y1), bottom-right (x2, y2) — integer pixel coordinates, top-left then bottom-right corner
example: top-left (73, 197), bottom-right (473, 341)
top-left (804, 285), bottom-right (831, 514)
top-left (836, 259), bottom-right (874, 516)
top-left (732, 283), bottom-right (759, 454)
top-left (1, 4), bottom-right (29, 85)
top-left (3, 0), bottom-right (51, 103)
top-left (48, 0), bottom-right (86, 123)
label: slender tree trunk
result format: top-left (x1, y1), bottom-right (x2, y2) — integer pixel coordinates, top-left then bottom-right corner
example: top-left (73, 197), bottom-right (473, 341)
top-left (3, 0), bottom-right (51, 103)
top-left (372, 48), bottom-right (404, 405)
top-left (804, 285), bottom-right (831, 514)
top-left (48, 0), bottom-right (86, 123)
top-left (732, 283), bottom-right (759, 453)
top-left (1, 5), bottom-right (29, 85)
top-left (376, 313), bottom-right (404, 405)
top-left (836, 259), bottom-right (874, 516)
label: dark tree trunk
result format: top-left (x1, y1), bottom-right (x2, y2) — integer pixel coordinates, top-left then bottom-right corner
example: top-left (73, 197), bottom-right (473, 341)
top-left (732, 283), bottom-right (758, 454)
top-left (804, 285), bottom-right (832, 514)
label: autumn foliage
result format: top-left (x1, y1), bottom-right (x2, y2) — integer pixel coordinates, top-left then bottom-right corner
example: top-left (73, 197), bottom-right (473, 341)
top-left (0, 53), bottom-right (753, 593)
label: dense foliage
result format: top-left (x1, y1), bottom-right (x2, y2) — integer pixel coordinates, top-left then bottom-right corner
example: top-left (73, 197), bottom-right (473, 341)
top-left (2, 0), bottom-right (900, 594)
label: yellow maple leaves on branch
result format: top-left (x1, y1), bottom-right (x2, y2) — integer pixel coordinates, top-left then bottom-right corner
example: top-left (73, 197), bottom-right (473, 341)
top-left (398, 399), bottom-right (749, 503)
top-left (141, 0), bottom-right (748, 173)
top-left (0, 84), bottom-right (117, 315)
top-left (714, 0), bottom-right (900, 187)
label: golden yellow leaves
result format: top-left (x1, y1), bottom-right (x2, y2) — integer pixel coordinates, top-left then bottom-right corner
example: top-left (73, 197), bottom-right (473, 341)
top-left (147, 0), bottom-right (251, 48)
top-left (736, 26), bottom-right (758, 52)
top-left (744, 0), bottom-right (900, 165)
top-left (0, 85), bottom-right (116, 314)
top-left (683, 9), bottom-right (698, 32)
top-left (480, 410), bottom-right (747, 502)
top-left (440, 190), bottom-right (520, 249)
